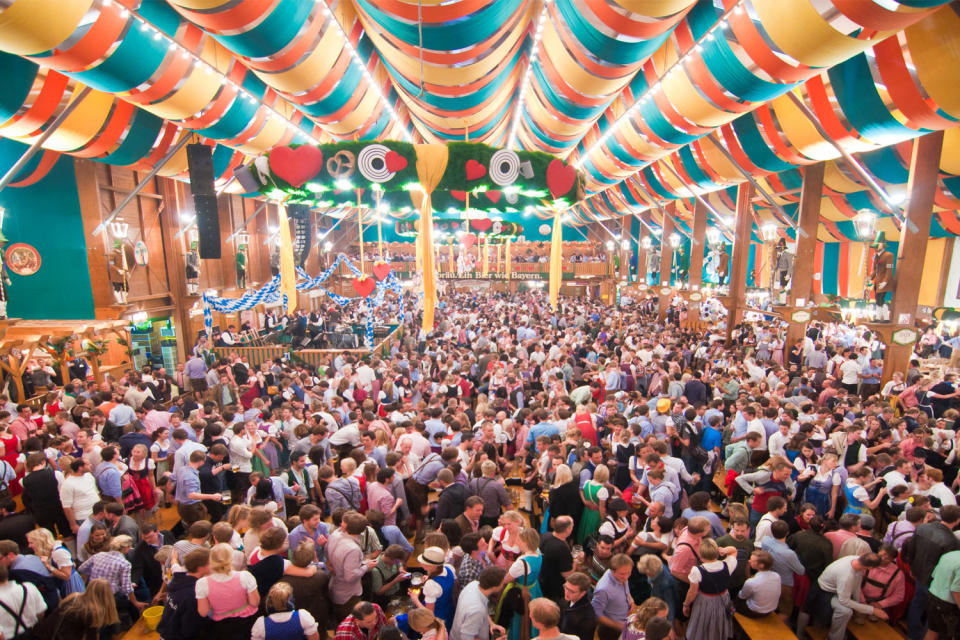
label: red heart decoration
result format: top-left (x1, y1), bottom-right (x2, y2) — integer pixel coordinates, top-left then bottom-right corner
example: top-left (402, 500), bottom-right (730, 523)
top-left (352, 276), bottom-right (376, 297)
top-left (471, 218), bottom-right (492, 232)
top-left (462, 233), bottom-right (477, 249)
top-left (268, 146), bottom-right (324, 188)
top-left (486, 190), bottom-right (501, 204)
top-left (466, 159), bottom-right (487, 181)
top-left (384, 151), bottom-right (407, 172)
top-left (451, 190), bottom-right (467, 201)
top-left (546, 158), bottom-right (577, 199)
top-left (372, 262), bottom-right (392, 281)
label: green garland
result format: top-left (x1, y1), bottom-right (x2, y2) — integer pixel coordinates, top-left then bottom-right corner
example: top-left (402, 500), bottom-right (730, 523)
top-left (245, 140), bottom-right (584, 212)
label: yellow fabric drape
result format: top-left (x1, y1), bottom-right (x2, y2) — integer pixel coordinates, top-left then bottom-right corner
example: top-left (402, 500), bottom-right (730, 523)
top-left (375, 190), bottom-right (384, 261)
top-left (848, 242), bottom-right (867, 299)
top-left (482, 235), bottom-right (489, 276)
top-left (413, 144), bottom-right (449, 333)
top-left (448, 243), bottom-right (454, 272)
top-left (414, 227), bottom-right (422, 273)
top-left (549, 208), bottom-right (563, 308)
top-left (506, 238), bottom-right (512, 280)
top-left (496, 243), bottom-right (502, 273)
top-left (278, 204), bottom-right (298, 313)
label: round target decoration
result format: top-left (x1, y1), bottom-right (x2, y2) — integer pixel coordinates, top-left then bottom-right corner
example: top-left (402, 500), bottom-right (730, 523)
top-left (358, 144), bottom-right (405, 183)
top-left (538, 224), bottom-right (551, 235)
top-left (489, 149), bottom-right (520, 186)
top-left (4, 243), bottom-right (40, 276)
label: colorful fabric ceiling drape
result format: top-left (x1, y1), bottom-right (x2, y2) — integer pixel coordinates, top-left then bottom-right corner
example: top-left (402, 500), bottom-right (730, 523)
top-left (0, 0), bottom-right (959, 247)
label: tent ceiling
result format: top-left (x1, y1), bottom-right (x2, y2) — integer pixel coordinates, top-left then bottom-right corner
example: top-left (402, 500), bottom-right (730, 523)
top-left (0, 0), bottom-right (958, 235)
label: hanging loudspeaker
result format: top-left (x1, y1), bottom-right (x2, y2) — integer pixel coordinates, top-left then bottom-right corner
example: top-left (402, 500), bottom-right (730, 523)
top-left (194, 194), bottom-right (221, 259)
top-left (287, 204), bottom-right (312, 267)
top-left (187, 144), bottom-right (220, 258)
top-left (233, 165), bottom-right (260, 193)
top-left (186, 144), bottom-right (216, 195)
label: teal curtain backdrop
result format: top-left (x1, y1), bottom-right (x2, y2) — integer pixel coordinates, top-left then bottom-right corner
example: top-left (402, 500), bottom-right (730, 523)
top-left (0, 139), bottom-right (95, 319)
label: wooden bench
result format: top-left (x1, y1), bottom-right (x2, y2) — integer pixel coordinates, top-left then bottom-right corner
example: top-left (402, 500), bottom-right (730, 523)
top-left (805, 618), bottom-right (903, 640)
top-left (845, 618), bottom-right (904, 640)
top-left (804, 626), bottom-right (828, 640)
top-left (734, 613), bottom-right (798, 639)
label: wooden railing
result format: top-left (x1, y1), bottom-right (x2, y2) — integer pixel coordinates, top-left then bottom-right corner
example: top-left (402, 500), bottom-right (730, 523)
top-left (211, 325), bottom-right (403, 367)
top-left (212, 345), bottom-right (288, 368)
top-left (340, 261), bottom-right (610, 278)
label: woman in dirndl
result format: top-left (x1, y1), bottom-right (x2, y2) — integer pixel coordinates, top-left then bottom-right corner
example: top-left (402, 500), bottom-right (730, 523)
top-left (681, 538), bottom-right (738, 640)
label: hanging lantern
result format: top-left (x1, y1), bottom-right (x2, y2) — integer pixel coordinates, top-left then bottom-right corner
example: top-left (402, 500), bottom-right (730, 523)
top-left (853, 209), bottom-right (877, 240)
top-left (707, 227), bottom-right (721, 245)
top-left (761, 223), bottom-right (778, 242)
top-left (641, 236), bottom-right (653, 250)
top-left (668, 233), bottom-right (681, 249)
top-left (109, 219), bottom-right (130, 240)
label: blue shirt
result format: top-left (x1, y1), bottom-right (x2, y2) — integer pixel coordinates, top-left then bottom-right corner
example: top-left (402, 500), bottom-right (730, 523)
top-left (109, 404), bottom-right (136, 427)
top-left (95, 463), bottom-right (122, 499)
top-left (731, 411), bottom-right (748, 438)
top-left (175, 465), bottom-right (202, 504)
top-left (413, 454), bottom-right (446, 484)
top-left (760, 537), bottom-right (805, 587)
top-left (680, 508), bottom-right (726, 539)
top-left (526, 422), bottom-right (559, 446)
top-left (592, 570), bottom-right (631, 623)
top-left (861, 365), bottom-right (882, 384)
top-left (702, 409), bottom-right (724, 431)
top-left (288, 522), bottom-right (330, 561)
top-left (424, 419), bottom-right (448, 446)
top-left (701, 426), bottom-right (723, 453)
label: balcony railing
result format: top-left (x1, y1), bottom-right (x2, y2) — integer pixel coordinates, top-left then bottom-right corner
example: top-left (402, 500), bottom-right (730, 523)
top-left (331, 260), bottom-right (611, 279)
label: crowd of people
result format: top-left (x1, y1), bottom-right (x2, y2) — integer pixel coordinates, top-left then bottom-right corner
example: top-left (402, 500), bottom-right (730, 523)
top-left (0, 290), bottom-right (958, 640)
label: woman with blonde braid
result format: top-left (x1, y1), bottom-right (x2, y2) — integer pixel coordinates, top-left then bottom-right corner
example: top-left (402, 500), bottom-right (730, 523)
top-left (27, 528), bottom-right (85, 596)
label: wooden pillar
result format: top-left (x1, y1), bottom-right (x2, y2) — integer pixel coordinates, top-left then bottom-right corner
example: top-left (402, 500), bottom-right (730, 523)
top-left (785, 163), bottom-right (825, 349)
top-left (689, 199), bottom-right (708, 322)
top-left (936, 237), bottom-right (956, 306)
top-left (883, 131), bottom-right (944, 382)
top-left (658, 204), bottom-right (675, 322)
top-left (637, 216), bottom-right (648, 284)
top-left (74, 160), bottom-right (118, 314)
top-left (158, 177), bottom-right (191, 364)
top-left (689, 199), bottom-right (707, 289)
top-left (726, 184), bottom-right (754, 344)
top-left (620, 216), bottom-right (629, 280)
